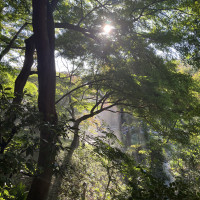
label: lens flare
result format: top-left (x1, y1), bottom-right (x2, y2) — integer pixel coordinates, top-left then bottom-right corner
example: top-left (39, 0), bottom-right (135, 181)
top-left (103, 24), bottom-right (112, 34)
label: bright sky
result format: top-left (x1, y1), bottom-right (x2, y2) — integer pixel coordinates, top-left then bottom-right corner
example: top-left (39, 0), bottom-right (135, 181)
top-left (56, 24), bottom-right (114, 72)
top-left (103, 24), bottom-right (113, 34)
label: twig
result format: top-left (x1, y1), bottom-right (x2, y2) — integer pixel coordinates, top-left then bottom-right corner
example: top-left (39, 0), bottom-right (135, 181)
top-left (55, 79), bottom-right (105, 104)
top-left (0, 23), bottom-right (28, 61)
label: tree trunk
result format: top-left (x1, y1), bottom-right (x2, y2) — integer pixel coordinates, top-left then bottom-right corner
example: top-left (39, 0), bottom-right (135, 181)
top-left (0, 35), bottom-right (35, 154)
top-left (48, 123), bottom-right (79, 200)
top-left (27, 1), bottom-right (57, 200)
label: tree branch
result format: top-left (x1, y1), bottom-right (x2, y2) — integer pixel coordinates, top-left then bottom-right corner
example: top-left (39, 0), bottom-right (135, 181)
top-left (0, 35), bottom-right (35, 154)
top-left (76, 99), bottom-right (122, 125)
top-left (78, 0), bottom-right (112, 25)
top-left (0, 23), bottom-right (28, 61)
top-left (94, 0), bottom-right (112, 13)
top-left (0, 45), bottom-right (25, 50)
top-left (130, 0), bottom-right (167, 21)
top-left (55, 79), bottom-right (105, 104)
top-left (54, 22), bottom-right (99, 41)
top-left (91, 92), bottom-right (111, 114)
top-left (0, 125), bottom-right (19, 154)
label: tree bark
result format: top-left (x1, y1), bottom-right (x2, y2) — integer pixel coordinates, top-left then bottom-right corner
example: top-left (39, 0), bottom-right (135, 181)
top-left (27, 1), bottom-right (57, 200)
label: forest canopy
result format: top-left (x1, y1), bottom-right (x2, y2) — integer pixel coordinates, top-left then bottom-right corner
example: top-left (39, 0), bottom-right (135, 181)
top-left (0, 0), bottom-right (200, 200)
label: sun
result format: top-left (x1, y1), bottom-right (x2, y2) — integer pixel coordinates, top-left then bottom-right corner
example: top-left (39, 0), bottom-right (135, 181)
top-left (103, 24), bottom-right (113, 34)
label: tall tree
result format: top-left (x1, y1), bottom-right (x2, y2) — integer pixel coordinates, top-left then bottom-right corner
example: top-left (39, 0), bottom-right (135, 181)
top-left (27, 1), bottom-right (58, 199)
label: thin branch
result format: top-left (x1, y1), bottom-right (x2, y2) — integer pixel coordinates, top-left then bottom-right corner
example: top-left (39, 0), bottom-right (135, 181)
top-left (91, 92), bottom-right (111, 114)
top-left (103, 167), bottom-right (113, 200)
top-left (76, 99), bottom-right (122, 125)
top-left (0, 45), bottom-right (26, 50)
top-left (78, 0), bottom-right (112, 25)
top-left (0, 126), bottom-right (19, 154)
top-left (106, 109), bottom-right (133, 116)
top-left (80, 0), bottom-right (84, 22)
top-left (80, 87), bottom-right (91, 101)
top-left (130, 0), bottom-right (167, 21)
top-left (101, 93), bottom-right (110, 109)
top-left (55, 79), bottom-right (105, 104)
top-left (146, 8), bottom-right (196, 17)
top-left (54, 22), bottom-right (99, 41)
top-left (0, 23), bottom-right (28, 61)
top-left (94, 0), bottom-right (112, 13)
